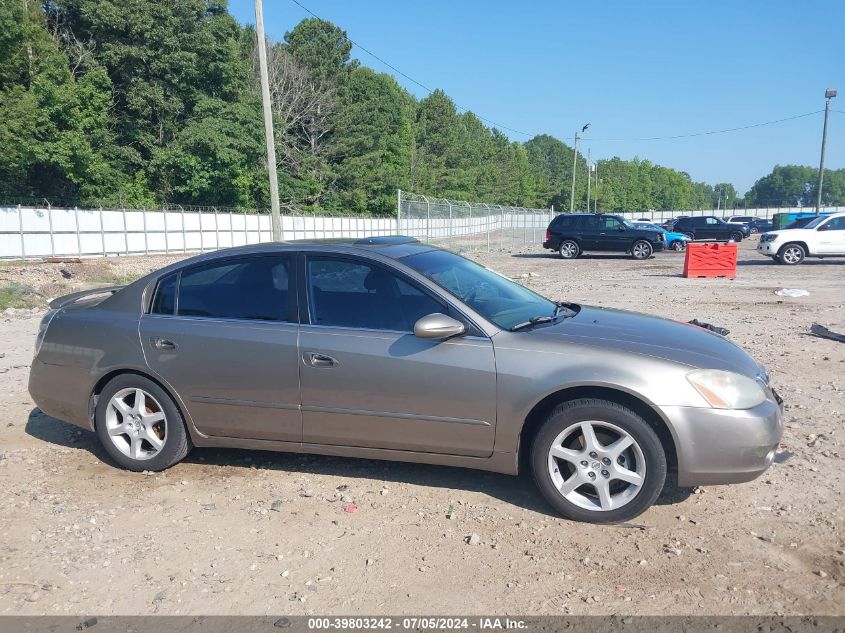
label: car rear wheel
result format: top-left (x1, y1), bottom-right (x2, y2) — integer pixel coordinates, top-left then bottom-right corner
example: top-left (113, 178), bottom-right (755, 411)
top-left (777, 243), bottom-right (805, 265)
top-left (631, 240), bottom-right (653, 260)
top-left (530, 398), bottom-right (666, 523)
top-left (95, 374), bottom-right (191, 472)
top-left (558, 240), bottom-right (580, 259)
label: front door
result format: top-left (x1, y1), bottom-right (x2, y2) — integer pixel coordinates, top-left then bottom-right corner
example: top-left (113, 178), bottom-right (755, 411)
top-left (815, 217), bottom-right (845, 254)
top-left (298, 254), bottom-right (497, 457)
top-left (140, 254), bottom-right (301, 442)
top-left (597, 216), bottom-right (629, 250)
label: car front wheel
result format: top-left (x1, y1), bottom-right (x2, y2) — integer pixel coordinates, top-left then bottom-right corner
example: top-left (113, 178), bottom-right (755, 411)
top-left (558, 240), bottom-right (580, 259)
top-left (670, 240), bottom-right (686, 251)
top-left (729, 231), bottom-right (744, 242)
top-left (631, 240), bottom-right (653, 260)
top-left (777, 243), bottom-right (805, 265)
top-left (95, 374), bottom-right (191, 472)
top-left (531, 398), bottom-right (667, 523)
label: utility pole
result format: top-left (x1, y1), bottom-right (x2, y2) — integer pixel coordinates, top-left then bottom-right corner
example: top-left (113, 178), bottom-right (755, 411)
top-left (594, 162), bottom-right (598, 212)
top-left (255, 0), bottom-right (282, 240)
top-left (569, 123), bottom-right (590, 212)
top-left (815, 88), bottom-right (837, 216)
top-left (586, 148), bottom-right (591, 212)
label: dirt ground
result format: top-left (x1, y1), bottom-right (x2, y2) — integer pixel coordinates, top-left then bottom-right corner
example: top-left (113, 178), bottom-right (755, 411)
top-left (1, 239), bottom-right (844, 616)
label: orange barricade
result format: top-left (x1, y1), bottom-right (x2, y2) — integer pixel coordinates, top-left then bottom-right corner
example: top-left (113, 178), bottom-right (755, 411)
top-left (683, 242), bottom-right (738, 278)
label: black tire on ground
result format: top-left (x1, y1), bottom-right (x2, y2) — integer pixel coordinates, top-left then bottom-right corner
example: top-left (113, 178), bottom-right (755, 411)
top-left (530, 398), bottom-right (667, 524)
top-left (683, 232), bottom-right (695, 240)
top-left (670, 240), bottom-right (685, 251)
top-left (777, 243), bottom-right (806, 265)
top-left (631, 240), bottom-right (653, 260)
top-left (730, 231), bottom-right (743, 242)
top-left (95, 374), bottom-right (191, 472)
top-left (558, 239), bottom-right (580, 259)
top-left (750, 227), bottom-right (759, 234)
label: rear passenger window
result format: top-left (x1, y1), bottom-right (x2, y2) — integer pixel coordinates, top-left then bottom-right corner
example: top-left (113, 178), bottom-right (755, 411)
top-left (308, 257), bottom-right (442, 331)
top-left (554, 216), bottom-right (573, 229)
top-left (150, 273), bottom-right (177, 315)
top-left (177, 256), bottom-right (291, 321)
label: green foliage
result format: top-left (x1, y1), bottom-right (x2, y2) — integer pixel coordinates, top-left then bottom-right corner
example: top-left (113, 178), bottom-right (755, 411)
top-left (4, 4), bottom-right (841, 215)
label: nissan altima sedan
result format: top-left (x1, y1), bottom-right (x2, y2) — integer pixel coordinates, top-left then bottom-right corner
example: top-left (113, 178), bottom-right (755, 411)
top-left (29, 237), bottom-right (783, 523)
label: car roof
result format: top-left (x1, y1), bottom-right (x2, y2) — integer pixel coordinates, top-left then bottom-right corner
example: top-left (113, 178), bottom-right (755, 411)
top-left (157, 236), bottom-right (438, 263)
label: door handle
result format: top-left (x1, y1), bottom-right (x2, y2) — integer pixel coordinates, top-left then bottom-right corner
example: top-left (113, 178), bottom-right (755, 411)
top-left (304, 352), bottom-right (338, 368)
top-left (152, 337), bottom-right (177, 351)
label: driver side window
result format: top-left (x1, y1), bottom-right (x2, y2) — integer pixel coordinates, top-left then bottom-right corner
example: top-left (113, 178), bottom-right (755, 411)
top-left (307, 257), bottom-right (443, 332)
top-left (823, 217), bottom-right (845, 231)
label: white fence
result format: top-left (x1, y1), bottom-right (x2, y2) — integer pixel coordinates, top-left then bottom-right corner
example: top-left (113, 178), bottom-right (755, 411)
top-left (3, 197), bottom-right (844, 260)
top-left (0, 206), bottom-right (397, 259)
top-left (614, 206), bottom-right (845, 224)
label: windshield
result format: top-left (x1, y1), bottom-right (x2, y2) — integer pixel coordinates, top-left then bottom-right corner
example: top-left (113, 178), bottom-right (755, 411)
top-left (803, 215), bottom-right (828, 229)
top-left (402, 250), bottom-right (556, 331)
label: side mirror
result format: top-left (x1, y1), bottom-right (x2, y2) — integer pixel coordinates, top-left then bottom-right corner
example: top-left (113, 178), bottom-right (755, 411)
top-left (413, 313), bottom-right (466, 339)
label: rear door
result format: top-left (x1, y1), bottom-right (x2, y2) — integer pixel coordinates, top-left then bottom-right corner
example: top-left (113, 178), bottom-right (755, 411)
top-left (576, 215), bottom-right (601, 250)
top-left (140, 254), bottom-right (301, 443)
top-left (298, 253), bottom-right (497, 457)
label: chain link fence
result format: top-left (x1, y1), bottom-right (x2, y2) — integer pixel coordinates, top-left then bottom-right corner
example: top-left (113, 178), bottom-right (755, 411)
top-left (397, 191), bottom-right (554, 253)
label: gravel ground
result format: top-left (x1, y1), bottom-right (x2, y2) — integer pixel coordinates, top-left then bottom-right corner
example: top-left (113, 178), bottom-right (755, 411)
top-left (0, 239), bottom-right (843, 615)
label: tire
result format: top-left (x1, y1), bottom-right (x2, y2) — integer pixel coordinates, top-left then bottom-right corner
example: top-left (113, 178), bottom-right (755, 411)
top-left (530, 398), bottom-right (667, 524)
top-left (777, 243), bottom-right (805, 265)
top-left (631, 240), bottom-right (653, 260)
top-left (670, 240), bottom-right (685, 252)
top-left (95, 374), bottom-right (191, 472)
top-left (558, 239), bottom-right (580, 259)
top-left (750, 227), bottom-right (759, 234)
top-left (683, 232), bottom-right (695, 241)
top-left (729, 231), bottom-right (743, 242)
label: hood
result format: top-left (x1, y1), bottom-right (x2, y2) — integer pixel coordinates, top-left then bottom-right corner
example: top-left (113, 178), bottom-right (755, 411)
top-left (529, 305), bottom-right (763, 378)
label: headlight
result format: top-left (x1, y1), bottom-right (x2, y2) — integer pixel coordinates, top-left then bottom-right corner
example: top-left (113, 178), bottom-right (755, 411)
top-left (760, 233), bottom-right (778, 242)
top-left (686, 369), bottom-right (767, 410)
top-left (34, 309), bottom-right (58, 357)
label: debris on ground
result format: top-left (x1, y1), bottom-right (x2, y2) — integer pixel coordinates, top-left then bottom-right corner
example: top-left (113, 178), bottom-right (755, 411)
top-left (810, 323), bottom-right (845, 343)
top-left (688, 319), bottom-right (729, 336)
top-left (775, 288), bottom-right (809, 298)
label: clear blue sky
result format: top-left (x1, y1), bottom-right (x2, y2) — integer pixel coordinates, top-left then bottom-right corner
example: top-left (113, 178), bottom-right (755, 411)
top-left (229, 0), bottom-right (844, 195)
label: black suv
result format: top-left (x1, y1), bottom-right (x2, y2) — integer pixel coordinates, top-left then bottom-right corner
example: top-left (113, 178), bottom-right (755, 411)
top-left (672, 216), bottom-right (749, 241)
top-left (543, 213), bottom-right (665, 260)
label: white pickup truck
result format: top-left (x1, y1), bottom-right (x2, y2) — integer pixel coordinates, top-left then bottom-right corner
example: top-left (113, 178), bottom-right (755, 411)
top-left (757, 212), bottom-right (845, 264)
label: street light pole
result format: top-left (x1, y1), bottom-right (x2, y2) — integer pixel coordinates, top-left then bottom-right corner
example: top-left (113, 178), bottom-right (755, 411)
top-left (815, 88), bottom-right (837, 216)
top-left (586, 148), bottom-right (591, 212)
top-left (254, 0), bottom-right (282, 240)
top-left (569, 123), bottom-right (590, 212)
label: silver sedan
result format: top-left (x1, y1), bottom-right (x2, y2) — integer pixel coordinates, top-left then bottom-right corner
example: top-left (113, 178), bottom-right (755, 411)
top-left (28, 237), bottom-right (783, 523)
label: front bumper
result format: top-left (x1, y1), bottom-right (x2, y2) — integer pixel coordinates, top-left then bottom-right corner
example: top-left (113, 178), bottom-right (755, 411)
top-left (757, 241), bottom-right (779, 256)
top-left (661, 396), bottom-right (783, 486)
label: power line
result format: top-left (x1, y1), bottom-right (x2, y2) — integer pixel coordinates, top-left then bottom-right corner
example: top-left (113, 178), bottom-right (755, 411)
top-left (584, 111), bottom-right (823, 142)
top-left (286, 0), bottom-right (826, 145)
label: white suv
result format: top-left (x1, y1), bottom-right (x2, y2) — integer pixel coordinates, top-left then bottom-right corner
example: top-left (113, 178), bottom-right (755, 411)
top-left (757, 212), bottom-right (845, 264)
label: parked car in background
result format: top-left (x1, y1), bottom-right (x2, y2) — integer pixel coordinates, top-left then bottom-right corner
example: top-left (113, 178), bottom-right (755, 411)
top-left (661, 216), bottom-right (687, 231)
top-left (757, 212), bottom-right (845, 264)
top-left (725, 215), bottom-right (774, 234)
top-left (28, 237), bottom-right (783, 523)
top-left (672, 216), bottom-right (749, 242)
top-left (631, 222), bottom-right (690, 251)
top-left (543, 213), bottom-right (665, 260)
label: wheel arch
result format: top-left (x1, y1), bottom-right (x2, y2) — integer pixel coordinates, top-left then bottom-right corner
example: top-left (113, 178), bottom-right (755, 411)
top-left (778, 240), bottom-right (809, 256)
top-left (89, 368), bottom-right (195, 438)
top-left (517, 385), bottom-right (679, 476)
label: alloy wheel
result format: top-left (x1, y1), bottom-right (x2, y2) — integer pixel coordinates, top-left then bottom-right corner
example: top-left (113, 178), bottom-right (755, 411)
top-left (559, 241), bottom-right (579, 259)
top-left (105, 388), bottom-right (167, 460)
top-left (781, 245), bottom-right (804, 264)
top-left (632, 241), bottom-right (652, 259)
top-left (547, 420), bottom-right (646, 512)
